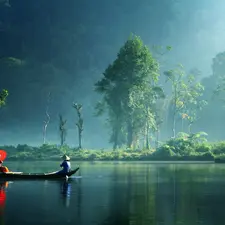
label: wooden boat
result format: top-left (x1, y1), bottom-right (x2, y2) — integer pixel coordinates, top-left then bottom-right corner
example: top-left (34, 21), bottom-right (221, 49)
top-left (0, 167), bottom-right (79, 180)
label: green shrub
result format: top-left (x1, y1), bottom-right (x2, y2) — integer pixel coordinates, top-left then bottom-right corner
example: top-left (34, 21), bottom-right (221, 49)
top-left (152, 145), bottom-right (176, 157)
top-left (211, 142), bottom-right (225, 155)
top-left (10, 151), bottom-right (34, 160)
top-left (194, 143), bottom-right (212, 153)
top-left (161, 132), bottom-right (208, 156)
top-left (201, 151), bottom-right (214, 159)
top-left (0, 138), bottom-right (219, 161)
top-left (16, 144), bottom-right (35, 152)
top-left (165, 137), bottom-right (193, 156)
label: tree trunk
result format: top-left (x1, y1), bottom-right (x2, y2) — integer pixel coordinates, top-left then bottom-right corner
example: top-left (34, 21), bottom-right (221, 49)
top-left (181, 118), bottom-right (184, 132)
top-left (113, 142), bottom-right (117, 151)
top-left (155, 127), bottom-right (160, 149)
top-left (112, 117), bottom-right (121, 150)
top-left (172, 84), bottom-right (177, 138)
top-left (59, 115), bottom-right (67, 147)
top-left (127, 120), bottom-right (133, 149)
top-left (113, 126), bottom-right (119, 150)
top-left (188, 122), bottom-right (193, 134)
top-left (145, 124), bottom-right (149, 150)
top-left (60, 133), bottom-right (63, 146)
top-left (132, 135), bottom-right (139, 150)
top-left (42, 92), bottom-right (51, 144)
top-left (60, 132), bottom-right (65, 146)
top-left (73, 103), bottom-right (83, 150)
top-left (43, 125), bottom-right (47, 144)
top-left (172, 111), bottom-right (176, 138)
top-left (78, 129), bottom-right (82, 149)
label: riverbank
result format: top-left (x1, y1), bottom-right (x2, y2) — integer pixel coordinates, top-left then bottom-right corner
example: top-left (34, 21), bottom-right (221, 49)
top-left (1, 143), bottom-right (224, 162)
top-left (6, 153), bottom-right (215, 162)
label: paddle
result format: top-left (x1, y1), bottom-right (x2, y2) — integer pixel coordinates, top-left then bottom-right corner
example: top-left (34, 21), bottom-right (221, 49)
top-left (0, 150), bottom-right (7, 161)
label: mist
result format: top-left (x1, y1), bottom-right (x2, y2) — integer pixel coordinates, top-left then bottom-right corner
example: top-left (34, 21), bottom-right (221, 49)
top-left (0, 0), bottom-right (225, 148)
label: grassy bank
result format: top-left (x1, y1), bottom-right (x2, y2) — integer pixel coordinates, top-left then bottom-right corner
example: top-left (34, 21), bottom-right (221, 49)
top-left (2, 139), bottom-right (225, 162)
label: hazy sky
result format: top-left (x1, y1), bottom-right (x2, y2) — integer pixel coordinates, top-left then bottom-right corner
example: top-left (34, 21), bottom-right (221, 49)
top-left (164, 0), bottom-right (225, 77)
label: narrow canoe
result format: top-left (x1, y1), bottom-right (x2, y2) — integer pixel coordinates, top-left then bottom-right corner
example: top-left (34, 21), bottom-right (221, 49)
top-left (0, 167), bottom-right (79, 180)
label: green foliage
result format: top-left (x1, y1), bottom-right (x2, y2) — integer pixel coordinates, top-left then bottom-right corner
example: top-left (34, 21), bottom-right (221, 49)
top-left (212, 52), bottom-right (225, 78)
top-left (177, 132), bottom-right (208, 143)
top-left (151, 45), bottom-right (172, 57)
top-left (209, 52), bottom-right (225, 108)
top-left (164, 65), bottom-right (186, 136)
top-left (157, 132), bottom-right (208, 156)
top-left (213, 75), bottom-right (225, 106)
top-left (0, 89), bottom-right (8, 107)
top-left (164, 65), bottom-right (207, 135)
top-left (152, 145), bottom-right (176, 157)
top-left (16, 144), bottom-right (36, 152)
top-left (95, 34), bottom-right (161, 149)
top-left (211, 142), bottom-right (225, 155)
top-left (0, 140), bottom-right (221, 161)
top-left (39, 144), bottom-right (61, 154)
top-left (194, 142), bottom-right (212, 154)
top-left (180, 74), bottom-right (207, 132)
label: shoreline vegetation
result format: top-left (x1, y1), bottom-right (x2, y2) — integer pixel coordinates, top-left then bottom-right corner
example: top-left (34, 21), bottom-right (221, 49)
top-left (2, 35), bottom-right (225, 163)
top-left (2, 133), bottom-right (225, 163)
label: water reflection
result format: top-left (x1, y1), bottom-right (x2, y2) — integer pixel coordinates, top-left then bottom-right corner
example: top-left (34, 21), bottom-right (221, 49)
top-left (95, 164), bottom-right (225, 225)
top-left (3, 163), bottom-right (225, 225)
top-left (0, 181), bottom-right (8, 225)
top-left (60, 180), bottom-right (71, 208)
top-left (58, 177), bottom-right (82, 224)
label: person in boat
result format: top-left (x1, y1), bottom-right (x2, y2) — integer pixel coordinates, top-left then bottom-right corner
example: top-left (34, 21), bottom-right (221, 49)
top-left (57, 154), bottom-right (71, 175)
top-left (0, 161), bottom-right (9, 173)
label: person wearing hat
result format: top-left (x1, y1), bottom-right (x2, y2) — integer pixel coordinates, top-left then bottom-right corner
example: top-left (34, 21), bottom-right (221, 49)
top-left (57, 154), bottom-right (71, 175)
top-left (0, 161), bottom-right (9, 173)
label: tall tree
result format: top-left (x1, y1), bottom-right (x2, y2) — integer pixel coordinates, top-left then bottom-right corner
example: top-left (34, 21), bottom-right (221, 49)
top-left (212, 52), bottom-right (225, 78)
top-left (181, 74), bottom-right (207, 133)
top-left (95, 34), bottom-right (159, 149)
top-left (128, 85), bottom-right (165, 149)
top-left (150, 93), bottom-right (165, 148)
top-left (73, 103), bottom-right (83, 149)
top-left (213, 52), bottom-right (225, 99)
top-left (164, 65), bottom-right (185, 138)
top-left (59, 114), bottom-right (67, 146)
top-left (165, 66), bottom-right (207, 136)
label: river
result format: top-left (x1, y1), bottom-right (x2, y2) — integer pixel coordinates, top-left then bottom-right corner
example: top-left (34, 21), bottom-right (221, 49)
top-left (0, 161), bottom-right (224, 225)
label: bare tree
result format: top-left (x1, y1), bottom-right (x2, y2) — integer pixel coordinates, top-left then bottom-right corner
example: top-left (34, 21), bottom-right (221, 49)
top-left (73, 103), bottom-right (83, 149)
top-left (43, 92), bottom-right (51, 144)
top-left (59, 114), bottom-right (67, 146)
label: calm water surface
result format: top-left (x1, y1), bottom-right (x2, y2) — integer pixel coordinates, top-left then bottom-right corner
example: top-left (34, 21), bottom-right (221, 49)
top-left (0, 161), bottom-right (225, 225)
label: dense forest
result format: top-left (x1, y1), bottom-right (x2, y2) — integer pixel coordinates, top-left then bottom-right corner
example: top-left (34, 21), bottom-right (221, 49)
top-left (0, 0), bottom-right (225, 153)
top-left (2, 33), bottom-right (225, 161)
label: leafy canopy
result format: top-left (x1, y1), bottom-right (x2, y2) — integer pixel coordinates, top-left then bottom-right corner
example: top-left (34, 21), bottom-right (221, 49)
top-left (95, 34), bottom-right (161, 148)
